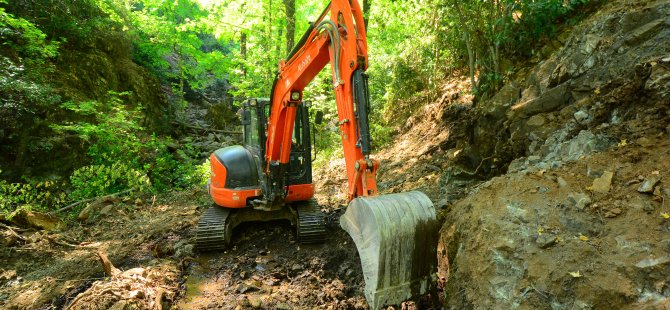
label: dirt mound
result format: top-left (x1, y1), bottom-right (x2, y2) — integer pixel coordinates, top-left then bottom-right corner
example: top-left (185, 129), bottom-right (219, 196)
top-left (441, 134), bottom-right (670, 309)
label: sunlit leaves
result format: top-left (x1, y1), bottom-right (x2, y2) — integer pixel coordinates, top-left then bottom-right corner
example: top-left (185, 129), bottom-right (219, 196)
top-left (0, 1), bottom-right (60, 61)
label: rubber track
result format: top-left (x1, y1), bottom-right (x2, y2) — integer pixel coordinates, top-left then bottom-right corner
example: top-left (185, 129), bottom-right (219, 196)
top-left (195, 206), bottom-right (230, 251)
top-left (296, 200), bottom-right (326, 244)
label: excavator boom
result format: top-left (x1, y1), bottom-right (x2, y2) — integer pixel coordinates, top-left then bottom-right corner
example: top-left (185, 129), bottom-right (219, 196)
top-left (264, 0), bottom-right (375, 203)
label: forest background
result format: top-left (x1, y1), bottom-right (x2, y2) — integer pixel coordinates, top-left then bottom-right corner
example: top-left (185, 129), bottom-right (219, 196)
top-left (0, 0), bottom-right (592, 216)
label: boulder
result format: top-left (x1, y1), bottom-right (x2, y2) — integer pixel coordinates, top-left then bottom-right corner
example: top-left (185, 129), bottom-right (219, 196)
top-left (568, 192), bottom-right (592, 210)
top-left (637, 175), bottom-right (661, 193)
top-left (591, 171), bottom-right (614, 193)
top-left (508, 83), bottom-right (572, 120)
top-left (12, 211), bottom-right (64, 231)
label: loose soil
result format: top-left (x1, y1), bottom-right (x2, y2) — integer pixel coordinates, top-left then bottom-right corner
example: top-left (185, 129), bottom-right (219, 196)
top-left (0, 185), bottom-right (436, 309)
top-left (0, 189), bottom-right (372, 309)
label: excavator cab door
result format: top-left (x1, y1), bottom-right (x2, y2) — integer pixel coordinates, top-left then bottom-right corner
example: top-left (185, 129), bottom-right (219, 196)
top-left (242, 99), bottom-right (262, 152)
top-left (241, 99), bottom-right (266, 187)
top-left (287, 105), bottom-right (312, 186)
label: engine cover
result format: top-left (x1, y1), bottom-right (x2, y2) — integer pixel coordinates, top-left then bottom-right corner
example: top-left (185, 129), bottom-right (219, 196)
top-left (209, 145), bottom-right (261, 208)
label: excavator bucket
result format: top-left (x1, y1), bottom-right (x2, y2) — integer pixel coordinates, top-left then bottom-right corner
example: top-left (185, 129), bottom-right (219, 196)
top-left (340, 191), bottom-right (438, 309)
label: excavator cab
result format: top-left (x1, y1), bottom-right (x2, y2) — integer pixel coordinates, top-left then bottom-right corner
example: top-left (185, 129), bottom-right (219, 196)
top-left (240, 98), bottom-right (312, 187)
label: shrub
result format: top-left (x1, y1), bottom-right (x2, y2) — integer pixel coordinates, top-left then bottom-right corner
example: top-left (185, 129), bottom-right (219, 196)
top-left (69, 162), bottom-right (150, 201)
top-left (53, 92), bottom-right (143, 166)
top-left (0, 171), bottom-right (68, 216)
top-left (54, 92), bottom-right (207, 199)
top-left (144, 136), bottom-right (206, 191)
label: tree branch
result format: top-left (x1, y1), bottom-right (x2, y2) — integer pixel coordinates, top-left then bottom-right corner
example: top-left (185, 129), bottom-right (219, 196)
top-left (56, 189), bottom-right (133, 213)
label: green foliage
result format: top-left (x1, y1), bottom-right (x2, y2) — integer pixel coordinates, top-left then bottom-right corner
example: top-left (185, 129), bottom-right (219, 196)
top-left (124, 0), bottom-right (234, 111)
top-left (439, 0), bottom-right (591, 95)
top-left (0, 172), bottom-right (68, 215)
top-left (370, 123), bottom-right (394, 148)
top-left (0, 3), bottom-right (63, 182)
top-left (143, 136), bottom-right (207, 191)
top-left (0, 0), bottom-right (216, 216)
top-left (53, 92), bottom-right (206, 197)
top-left (0, 56), bottom-right (61, 117)
top-left (514, 0), bottom-right (590, 46)
top-left (69, 162), bottom-right (150, 201)
top-left (0, 1), bottom-right (60, 62)
top-left (2, 0), bottom-right (119, 52)
top-left (54, 92), bottom-right (143, 166)
top-left (0, 0), bottom-right (62, 127)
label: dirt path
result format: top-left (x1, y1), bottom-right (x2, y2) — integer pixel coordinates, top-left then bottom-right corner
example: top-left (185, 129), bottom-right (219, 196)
top-left (0, 189), bottom-right (372, 309)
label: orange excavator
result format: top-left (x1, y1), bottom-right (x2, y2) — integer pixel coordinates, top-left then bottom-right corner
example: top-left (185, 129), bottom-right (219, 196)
top-left (196, 0), bottom-right (438, 308)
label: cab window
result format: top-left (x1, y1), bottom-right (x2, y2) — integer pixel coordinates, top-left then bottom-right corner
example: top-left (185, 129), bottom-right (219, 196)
top-left (243, 105), bottom-right (260, 148)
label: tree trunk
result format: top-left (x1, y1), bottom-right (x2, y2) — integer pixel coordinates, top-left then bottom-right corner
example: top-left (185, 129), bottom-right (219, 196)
top-left (174, 43), bottom-right (186, 105)
top-left (13, 126), bottom-right (31, 173)
top-left (276, 26), bottom-right (283, 61)
top-left (452, 1), bottom-right (478, 94)
top-left (362, 0), bottom-right (371, 30)
top-left (240, 32), bottom-right (247, 76)
top-left (265, 0), bottom-right (274, 85)
top-left (464, 31), bottom-right (477, 94)
top-left (240, 2), bottom-right (247, 77)
top-left (432, 1), bottom-right (439, 78)
top-left (283, 0), bottom-right (295, 53)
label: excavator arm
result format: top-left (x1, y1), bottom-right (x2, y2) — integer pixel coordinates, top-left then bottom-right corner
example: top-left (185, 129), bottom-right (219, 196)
top-left (264, 0), bottom-right (439, 308)
top-left (264, 0), bottom-right (376, 205)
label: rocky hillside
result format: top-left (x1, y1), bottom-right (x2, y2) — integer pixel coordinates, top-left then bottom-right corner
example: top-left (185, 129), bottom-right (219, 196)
top-left (0, 1), bottom-right (168, 179)
top-left (432, 0), bottom-right (670, 308)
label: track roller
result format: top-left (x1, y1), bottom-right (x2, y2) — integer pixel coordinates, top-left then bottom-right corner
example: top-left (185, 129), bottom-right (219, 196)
top-left (195, 205), bottom-right (231, 252)
top-left (295, 199), bottom-right (326, 244)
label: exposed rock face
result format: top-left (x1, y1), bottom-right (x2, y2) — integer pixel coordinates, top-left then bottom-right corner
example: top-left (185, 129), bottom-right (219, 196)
top-left (463, 0), bottom-right (670, 176)
top-left (441, 135), bottom-right (670, 309)
top-left (441, 0), bottom-right (670, 308)
top-left (0, 15), bottom-right (169, 179)
top-left (56, 31), bottom-right (168, 132)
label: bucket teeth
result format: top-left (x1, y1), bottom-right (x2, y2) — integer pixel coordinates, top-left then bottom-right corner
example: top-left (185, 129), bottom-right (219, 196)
top-left (340, 191), bottom-right (438, 309)
top-left (296, 199), bottom-right (326, 244)
top-left (196, 206), bottom-right (231, 252)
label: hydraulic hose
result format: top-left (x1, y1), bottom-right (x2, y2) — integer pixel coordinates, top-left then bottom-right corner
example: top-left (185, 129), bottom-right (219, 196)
top-left (316, 20), bottom-right (343, 85)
